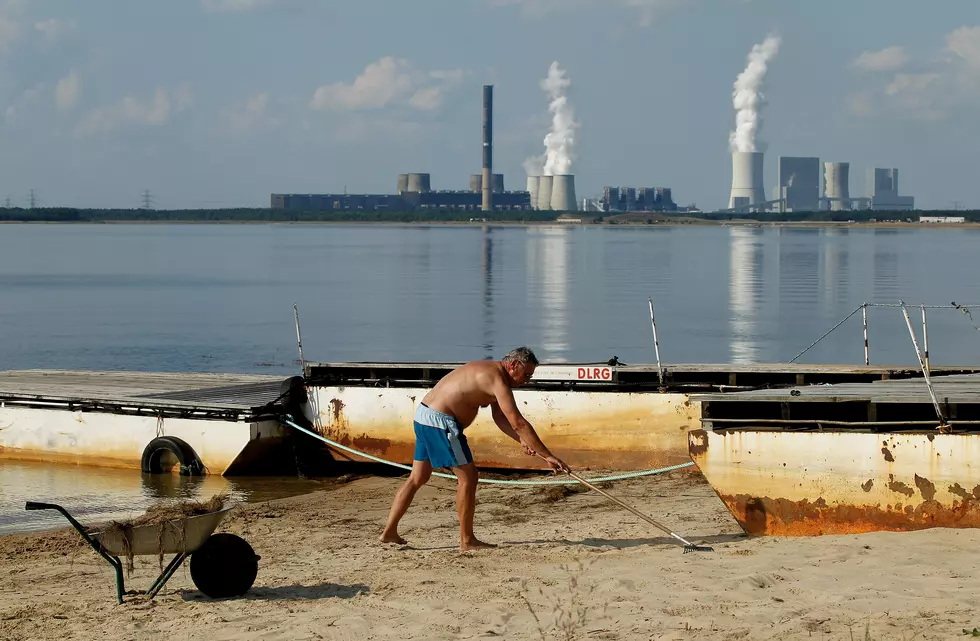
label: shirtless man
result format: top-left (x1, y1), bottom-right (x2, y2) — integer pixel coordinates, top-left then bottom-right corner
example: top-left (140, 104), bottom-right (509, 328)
top-left (379, 347), bottom-right (570, 551)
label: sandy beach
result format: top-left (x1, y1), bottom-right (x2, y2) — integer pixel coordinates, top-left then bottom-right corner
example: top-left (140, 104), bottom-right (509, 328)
top-left (1, 468), bottom-right (978, 640)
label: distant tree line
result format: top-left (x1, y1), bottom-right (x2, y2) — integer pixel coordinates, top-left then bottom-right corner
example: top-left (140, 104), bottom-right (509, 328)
top-left (685, 210), bottom-right (980, 223)
top-left (1, 207), bottom-right (978, 224)
top-left (0, 207), bottom-right (566, 223)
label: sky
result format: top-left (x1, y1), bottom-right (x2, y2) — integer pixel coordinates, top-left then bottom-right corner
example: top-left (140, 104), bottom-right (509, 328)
top-left (1, 0), bottom-right (978, 210)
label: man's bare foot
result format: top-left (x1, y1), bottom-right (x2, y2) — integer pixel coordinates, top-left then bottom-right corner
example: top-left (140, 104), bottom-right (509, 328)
top-left (460, 538), bottom-right (497, 551)
top-left (379, 532), bottom-right (407, 545)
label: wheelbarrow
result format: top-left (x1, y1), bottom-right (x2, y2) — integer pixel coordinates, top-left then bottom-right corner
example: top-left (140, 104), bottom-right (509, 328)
top-left (25, 501), bottom-right (260, 604)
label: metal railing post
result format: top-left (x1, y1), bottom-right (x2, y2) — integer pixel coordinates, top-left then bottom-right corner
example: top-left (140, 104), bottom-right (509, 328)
top-left (900, 301), bottom-right (947, 431)
top-left (648, 297), bottom-right (664, 388)
top-left (862, 303), bottom-right (870, 366)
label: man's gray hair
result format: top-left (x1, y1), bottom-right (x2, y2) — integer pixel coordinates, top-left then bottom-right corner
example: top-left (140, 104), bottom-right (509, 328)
top-left (502, 346), bottom-right (539, 367)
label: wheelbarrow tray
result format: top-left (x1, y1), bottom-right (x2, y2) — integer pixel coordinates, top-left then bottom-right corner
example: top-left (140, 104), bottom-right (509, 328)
top-left (91, 506), bottom-right (236, 557)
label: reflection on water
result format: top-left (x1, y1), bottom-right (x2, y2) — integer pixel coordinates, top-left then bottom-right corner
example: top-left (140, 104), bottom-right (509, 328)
top-left (481, 226), bottom-right (494, 359)
top-left (527, 227), bottom-right (571, 361)
top-left (729, 227), bottom-right (764, 363)
top-left (0, 459), bottom-right (329, 535)
top-left (821, 227), bottom-right (850, 306)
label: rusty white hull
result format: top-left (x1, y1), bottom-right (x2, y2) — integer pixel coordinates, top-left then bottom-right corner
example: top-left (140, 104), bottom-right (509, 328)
top-left (309, 385), bottom-right (700, 471)
top-left (0, 405), bottom-right (285, 474)
top-left (689, 428), bottom-right (980, 536)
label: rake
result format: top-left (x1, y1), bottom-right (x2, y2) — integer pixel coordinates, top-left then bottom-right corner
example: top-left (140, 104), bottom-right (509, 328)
top-left (562, 467), bottom-right (713, 553)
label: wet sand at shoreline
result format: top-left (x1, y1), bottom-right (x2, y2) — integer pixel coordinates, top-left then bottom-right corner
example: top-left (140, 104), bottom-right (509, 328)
top-left (1, 469), bottom-right (978, 640)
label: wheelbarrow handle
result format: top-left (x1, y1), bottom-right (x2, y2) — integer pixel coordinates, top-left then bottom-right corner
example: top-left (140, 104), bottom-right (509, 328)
top-left (23, 499), bottom-right (129, 604)
top-left (25, 501), bottom-right (62, 511)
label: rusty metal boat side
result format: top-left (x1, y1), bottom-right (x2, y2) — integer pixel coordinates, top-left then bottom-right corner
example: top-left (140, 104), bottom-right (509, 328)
top-left (689, 428), bottom-right (980, 536)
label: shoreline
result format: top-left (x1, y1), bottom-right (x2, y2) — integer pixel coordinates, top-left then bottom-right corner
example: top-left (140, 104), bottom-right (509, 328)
top-left (2, 219), bottom-right (979, 229)
top-left (2, 471), bottom-right (978, 640)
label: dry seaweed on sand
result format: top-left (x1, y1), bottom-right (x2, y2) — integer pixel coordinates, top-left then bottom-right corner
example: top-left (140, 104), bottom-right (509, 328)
top-left (99, 493), bottom-right (230, 575)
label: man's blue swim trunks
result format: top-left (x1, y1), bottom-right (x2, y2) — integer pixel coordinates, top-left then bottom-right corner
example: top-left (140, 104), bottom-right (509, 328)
top-left (413, 402), bottom-right (473, 468)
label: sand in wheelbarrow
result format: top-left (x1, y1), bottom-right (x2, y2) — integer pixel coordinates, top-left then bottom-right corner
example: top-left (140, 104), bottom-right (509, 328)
top-left (100, 493), bottom-right (229, 575)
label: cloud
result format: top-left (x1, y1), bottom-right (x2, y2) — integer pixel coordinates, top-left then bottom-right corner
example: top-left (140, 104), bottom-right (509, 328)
top-left (75, 85), bottom-right (194, 136)
top-left (490, 0), bottom-right (689, 25)
top-left (852, 46), bottom-right (908, 71)
top-left (222, 92), bottom-right (281, 134)
top-left (310, 56), bottom-right (465, 112)
top-left (34, 18), bottom-right (73, 42)
top-left (946, 25), bottom-right (980, 67)
top-left (201, 0), bottom-right (280, 12)
top-left (54, 70), bottom-right (81, 110)
top-left (855, 25), bottom-right (980, 120)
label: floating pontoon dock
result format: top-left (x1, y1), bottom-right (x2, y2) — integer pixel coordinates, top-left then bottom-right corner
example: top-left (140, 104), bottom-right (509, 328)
top-left (303, 361), bottom-right (980, 473)
top-left (689, 372), bottom-right (980, 536)
top-left (0, 370), bottom-right (292, 474)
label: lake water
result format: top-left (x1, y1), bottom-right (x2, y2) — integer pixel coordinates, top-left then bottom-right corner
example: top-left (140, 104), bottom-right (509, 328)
top-left (2, 222), bottom-right (980, 533)
top-left (2, 222), bottom-right (979, 370)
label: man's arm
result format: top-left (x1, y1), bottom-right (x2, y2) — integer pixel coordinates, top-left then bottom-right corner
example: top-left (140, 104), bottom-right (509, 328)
top-left (489, 374), bottom-right (569, 472)
top-left (491, 402), bottom-right (536, 456)
top-left (490, 402), bottom-right (521, 443)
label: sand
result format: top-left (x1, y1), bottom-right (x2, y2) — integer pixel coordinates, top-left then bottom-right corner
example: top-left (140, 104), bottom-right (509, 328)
top-left (1, 469), bottom-right (978, 641)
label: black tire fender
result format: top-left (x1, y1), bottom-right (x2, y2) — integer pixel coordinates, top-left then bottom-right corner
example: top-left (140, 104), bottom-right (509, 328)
top-left (140, 436), bottom-right (206, 476)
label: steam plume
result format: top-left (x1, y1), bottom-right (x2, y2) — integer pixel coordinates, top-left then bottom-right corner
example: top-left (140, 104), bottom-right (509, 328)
top-left (540, 62), bottom-right (578, 176)
top-left (729, 34), bottom-right (781, 153)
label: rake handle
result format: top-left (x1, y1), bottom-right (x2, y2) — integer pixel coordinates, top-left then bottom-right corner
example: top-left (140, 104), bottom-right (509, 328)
top-left (564, 470), bottom-right (693, 546)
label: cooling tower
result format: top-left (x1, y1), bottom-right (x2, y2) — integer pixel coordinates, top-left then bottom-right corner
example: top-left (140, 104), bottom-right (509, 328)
top-left (549, 175), bottom-right (577, 211)
top-left (471, 174), bottom-right (505, 194)
top-left (397, 174), bottom-right (409, 194)
top-left (491, 174), bottom-right (504, 193)
top-left (482, 85), bottom-right (493, 212)
top-left (537, 176), bottom-right (554, 211)
top-left (527, 176), bottom-right (541, 209)
top-left (824, 162), bottom-right (850, 211)
top-left (406, 173), bottom-right (431, 193)
top-left (729, 151), bottom-right (765, 209)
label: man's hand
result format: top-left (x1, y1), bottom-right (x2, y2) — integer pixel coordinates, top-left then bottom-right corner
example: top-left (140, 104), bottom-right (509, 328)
top-left (542, 454), bottom-right (571, 474)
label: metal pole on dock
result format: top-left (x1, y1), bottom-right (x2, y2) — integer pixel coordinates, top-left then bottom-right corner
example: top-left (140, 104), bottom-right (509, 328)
top-left (862, 304), bottom-right (870, 366)
top-left (293, 303), bottom-right (306, 371)
top-left (900, 301), bottom-right (947, 431)
top-left (648, 297), bottom-right (664, 388)
top-left (921, 305), bottom-right (930, 375)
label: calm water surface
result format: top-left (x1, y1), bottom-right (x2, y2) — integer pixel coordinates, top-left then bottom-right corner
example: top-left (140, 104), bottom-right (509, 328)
top-left (2, 222), bottom-right (980, 533)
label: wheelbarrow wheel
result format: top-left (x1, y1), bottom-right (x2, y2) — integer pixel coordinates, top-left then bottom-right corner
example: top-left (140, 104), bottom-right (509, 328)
top-left (189, 533), bottom-right (259, 599)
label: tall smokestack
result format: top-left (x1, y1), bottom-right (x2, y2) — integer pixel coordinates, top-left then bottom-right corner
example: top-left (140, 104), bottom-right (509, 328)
top-left (482, 85), bottom-right (493, 212)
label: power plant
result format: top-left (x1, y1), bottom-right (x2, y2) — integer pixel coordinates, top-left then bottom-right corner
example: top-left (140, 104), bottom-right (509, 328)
top-left (722, 152), bottom-right (915, 214)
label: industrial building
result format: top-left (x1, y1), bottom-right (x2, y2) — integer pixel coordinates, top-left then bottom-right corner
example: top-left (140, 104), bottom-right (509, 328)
top-left (271, 171), bottom-right (531, 212)
top-left (601, 186), bottom-right (677, 213)
top-left (867, 168), bottom-right (914, 211)
top-left (775, 156), bottom-right (821, 212)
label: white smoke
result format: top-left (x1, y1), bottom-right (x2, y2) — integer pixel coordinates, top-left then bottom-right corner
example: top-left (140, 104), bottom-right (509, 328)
top-left (523, 61), bottom-right (578, 177)
top-left (729, 34), bottom-right (781, 154)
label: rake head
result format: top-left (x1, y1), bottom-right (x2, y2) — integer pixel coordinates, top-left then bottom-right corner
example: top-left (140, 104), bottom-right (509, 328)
top-left (682, 543), bottom-right (714, 553)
